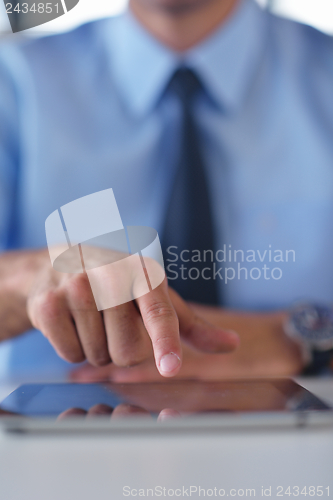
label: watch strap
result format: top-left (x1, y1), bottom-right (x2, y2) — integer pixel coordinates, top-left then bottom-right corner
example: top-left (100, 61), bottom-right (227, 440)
top-left (302, 348), bottom-right (333, 375)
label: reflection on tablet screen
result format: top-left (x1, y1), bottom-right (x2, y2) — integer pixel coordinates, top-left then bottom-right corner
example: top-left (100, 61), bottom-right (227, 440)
top-left (0, 379), bottom-right (330, 420)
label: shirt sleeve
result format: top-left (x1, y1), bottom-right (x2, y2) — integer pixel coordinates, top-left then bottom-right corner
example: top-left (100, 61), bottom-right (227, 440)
top-left (0, 46), bottom-right (20, 251)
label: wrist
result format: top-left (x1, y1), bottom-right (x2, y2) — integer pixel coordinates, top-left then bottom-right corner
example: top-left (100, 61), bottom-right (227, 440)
top-left (0, 249), bottom-right (50, 340)
top-left (3, 249), bottom-right (49, 298)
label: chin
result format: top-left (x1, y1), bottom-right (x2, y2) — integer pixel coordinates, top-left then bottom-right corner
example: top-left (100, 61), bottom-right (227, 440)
top-left (135, 0), bottom-right (215, 14)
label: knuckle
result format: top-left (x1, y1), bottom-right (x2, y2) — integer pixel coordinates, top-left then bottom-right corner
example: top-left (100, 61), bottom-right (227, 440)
top-left (144, 301), bottom-right (176, 325)
top-left (78, 337), bottom-right (111, 367)
top-left (105, 306), bottom-right (132, 326)
top-left (59, 348), bottom-right (86, 364)
top-left (153, 332), bottom-right (179, 350)
top-left (112, 352), bottom-right (145, 368)
top-left (49, 333), bottom-right (86, 364)
top-left (66, 274), bottom-right (94, 310)
top-left (32, 290), bottom-right (63, 327)
top-left (49, 337), bottom-right (86, 364)
top-left (88, 352), bottom-right (111, 368)
top-left (111, 342), bottom-right (150, 368)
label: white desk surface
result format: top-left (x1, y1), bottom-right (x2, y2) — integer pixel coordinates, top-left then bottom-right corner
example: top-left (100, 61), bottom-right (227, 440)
top-left (0, 377), bottom-right (332, 500)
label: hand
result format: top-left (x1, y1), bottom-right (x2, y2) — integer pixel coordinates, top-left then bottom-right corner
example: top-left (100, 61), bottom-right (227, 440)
top-left (24, 250), bottom-right (239, 377)
top-left (70, 307), bottom-right (305, 383)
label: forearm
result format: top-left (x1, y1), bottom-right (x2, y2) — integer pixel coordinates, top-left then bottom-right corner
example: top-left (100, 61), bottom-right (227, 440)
top-left (0, 249), bottom-right (48, 341)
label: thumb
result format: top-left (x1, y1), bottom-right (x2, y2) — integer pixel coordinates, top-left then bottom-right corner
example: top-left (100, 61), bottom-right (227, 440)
top-left (169, 288), bottom-right (240, 353)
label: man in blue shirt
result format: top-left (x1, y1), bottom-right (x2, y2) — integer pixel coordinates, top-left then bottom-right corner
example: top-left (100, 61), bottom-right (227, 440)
top-left (1, 0), bottom-right (332, 381)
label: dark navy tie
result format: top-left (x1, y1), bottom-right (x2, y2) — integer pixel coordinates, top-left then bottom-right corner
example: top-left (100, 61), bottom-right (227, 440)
top-left (161, 68), bottom-right (220, 305)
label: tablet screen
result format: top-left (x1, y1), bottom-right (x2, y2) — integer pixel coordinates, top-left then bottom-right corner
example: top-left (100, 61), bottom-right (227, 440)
top-left (0, 379), bottom-right (330, 419)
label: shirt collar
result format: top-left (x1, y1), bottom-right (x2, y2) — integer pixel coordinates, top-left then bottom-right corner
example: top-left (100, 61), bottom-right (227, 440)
top-left (103, 0), bottom-right (267, 116)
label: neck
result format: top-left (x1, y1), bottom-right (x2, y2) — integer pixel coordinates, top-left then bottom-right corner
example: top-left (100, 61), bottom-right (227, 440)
top-left (129, 0), bottom-right (240, 52)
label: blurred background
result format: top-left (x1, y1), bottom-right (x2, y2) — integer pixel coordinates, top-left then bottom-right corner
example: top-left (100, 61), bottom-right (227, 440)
top-left (0, 0), bottom-right (333, 37)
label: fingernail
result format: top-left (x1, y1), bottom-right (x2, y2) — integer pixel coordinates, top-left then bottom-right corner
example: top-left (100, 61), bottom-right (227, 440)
top-left (158, 409), bottom-right (181, 422)
top-left (225, 329), bottom-right (240, 342)
top-left (225, 330), bottom-right (239, 339)
top-left (159, 353), bottom-right (181, 375)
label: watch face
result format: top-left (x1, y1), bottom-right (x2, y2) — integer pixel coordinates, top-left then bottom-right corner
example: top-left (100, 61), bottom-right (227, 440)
top-left (291, 304), bottom-right (333, 348)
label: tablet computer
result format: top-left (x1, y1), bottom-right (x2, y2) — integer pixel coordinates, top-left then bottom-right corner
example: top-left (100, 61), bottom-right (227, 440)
top-left (0, 379), bottom-right (332, 434)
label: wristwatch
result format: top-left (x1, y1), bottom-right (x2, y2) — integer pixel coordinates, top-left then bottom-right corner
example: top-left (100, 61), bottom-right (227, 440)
top-left (284, 303), bottom-right (333, 375)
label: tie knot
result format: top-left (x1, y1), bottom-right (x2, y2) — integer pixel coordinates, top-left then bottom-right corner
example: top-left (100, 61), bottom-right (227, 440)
top-left (168, 67), bottom-right (202, 102)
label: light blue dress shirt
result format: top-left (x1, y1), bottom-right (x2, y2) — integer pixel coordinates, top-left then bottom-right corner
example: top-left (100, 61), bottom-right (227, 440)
top-left (0, 0), bottom-right (333, 378)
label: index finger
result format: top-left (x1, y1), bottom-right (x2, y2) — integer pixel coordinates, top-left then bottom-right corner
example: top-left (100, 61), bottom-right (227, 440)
top-left (136, 278), bottom-right (182, 377)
